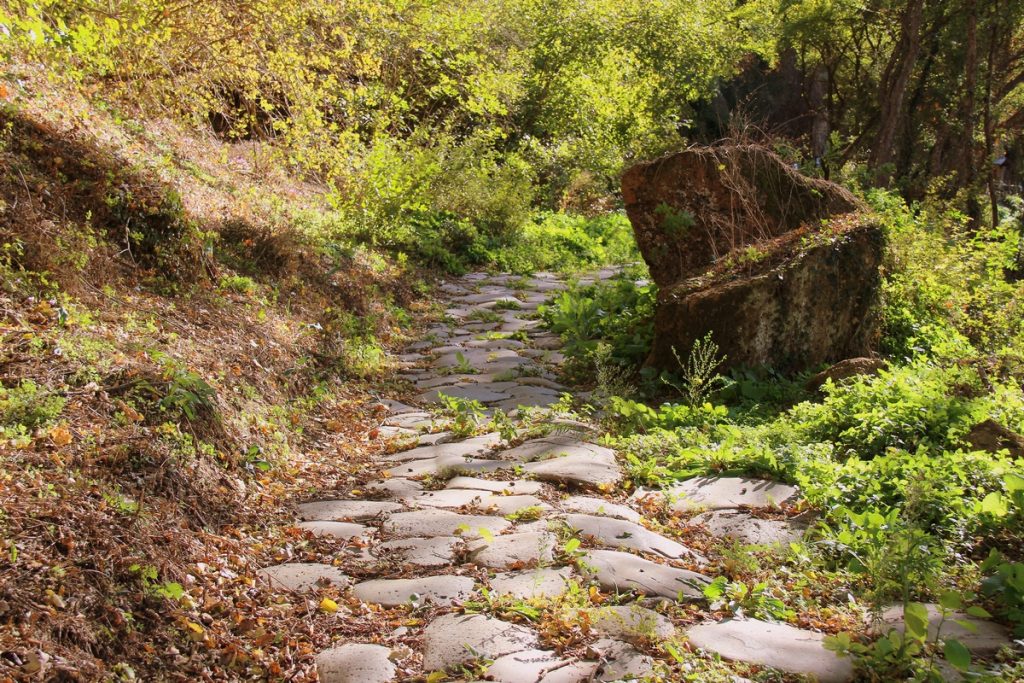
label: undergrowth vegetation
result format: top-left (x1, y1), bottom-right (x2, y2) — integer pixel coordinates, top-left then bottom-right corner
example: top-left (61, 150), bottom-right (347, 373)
top-left (543, 190), bottom-right (1024, 679)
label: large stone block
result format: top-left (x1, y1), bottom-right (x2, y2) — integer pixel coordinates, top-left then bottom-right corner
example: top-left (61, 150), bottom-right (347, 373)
top-left (622, 145), bottom-right (882, 374)
top-left (647, 221), bottom-right (883, 372)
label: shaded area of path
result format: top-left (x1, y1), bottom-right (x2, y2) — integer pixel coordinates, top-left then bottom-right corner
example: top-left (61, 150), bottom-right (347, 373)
top-left (261, 270), bottom-right (862, 682)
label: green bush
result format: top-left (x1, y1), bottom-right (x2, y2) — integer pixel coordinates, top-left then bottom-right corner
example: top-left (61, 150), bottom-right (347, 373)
top-left (874, 189), bottom-right (1024, 359)
top-left (789, 360), bottom-right (984, 460)
top-left (540, 274), bottom-right (654, 373)
top-left (0, 380), bottom-right (66, 431)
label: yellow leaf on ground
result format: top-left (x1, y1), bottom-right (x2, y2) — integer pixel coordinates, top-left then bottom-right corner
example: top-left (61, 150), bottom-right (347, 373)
top-left (49, 426), bottom-right (72, 446)
top-left (319, 598), bottom-right (339, 613)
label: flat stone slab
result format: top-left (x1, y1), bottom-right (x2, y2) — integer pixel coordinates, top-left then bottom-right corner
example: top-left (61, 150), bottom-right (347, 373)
top-left (316, 643), bottom-right (396, 683)
top-left (565, 514), bottom-right (702, 562)
top-left (468, 530), bottom-right (557, 569)
top-left (487, 649), bottom-right (572, 683)
top-left (465, 338), bottom-right (526, 350)
top-left (384, 509), bottom-right (512, 539)
top-left (296, 521), bottom-right (369, 540)
top-left (522, 453), bottom-right (622, 489)
top-left (539, 662), bottom-right (600, 683)
top-left (384, 412), bottom-right (436, 430)
top-left (490, 567), bottom-right (575, 600)
top-left (591, 638), bottom-right (656, 682)
top-left (500, 436), bottom-right (615, 463)
top-left (352, 575), bottom-right (475, 607)
top-left (417, 384), bottom-right (512, 404)
top-left (409, 488), bottom-right (489, 508)
top-left (297, 500), bottom-right (404, 521)
top-left (366, 478), bottom-right (422, 497)
top-left (587, 605), bottom-right (676, 642)
top-left (496, 393), bottom-right (560, 411)
top-left (447, 476), bottom-right (545, 495)
top-left (375, 536), bottom-right (460, 567)
top-left (561, 496), bottom-right (640, 522)
top-left (421, 613), bottom-right (538, 671)
top-left (581, 549), bottom-right (711, 600)
top-left (686, 619), bottom-right (854, 683)
top-left (688, 510), bottom-right (806, 546)
top-left (385, 433), bottom-right (499, 462)
top-left (514, 377), bottom-right (567, 391)
top-left (257, 563), bottom-right (350, 592)
top-left (877, 604), bottom-right (1012, 655)
top-left (476, 494), bottom-right (549, 516)
top-left (385, 453), bottom-right (510, 479)
top-left (432, 349), bottom-right (524, 370)
top-left (378, 399), bottom-right (419, 415)
top-left (641, 477), bottom-right (798, 511)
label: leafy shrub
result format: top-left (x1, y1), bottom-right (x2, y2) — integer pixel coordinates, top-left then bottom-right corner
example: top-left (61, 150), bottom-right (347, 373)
top-left (540, 275), bottom-right (655, 376)
top-left (789, 360), bottom-right (983, 460)
top-left (874, 190), bottom-right (1024, 359)
top-left (151, 355), bottom-right (217, 421)
top-left (981, 551), bottom-right (1024, 636)
top-left (0, 380), bottom-right (66, 430)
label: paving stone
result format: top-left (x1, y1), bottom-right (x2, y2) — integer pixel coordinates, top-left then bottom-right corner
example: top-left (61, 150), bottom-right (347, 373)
top-left (465, 338), bottom-right (526, 350)
top-left (296, 521), bottom-right (369, 540)
top-left (514, 377), bottom-right (567, 391)
top-left (591, 638), bottom-right (656, 682)
top-left (316, 643), bottom-right (396, 683)
top-left (447, 476), bottom-right (545, 495)
top-left (386, 453), bottom-right (511, 479)
top-left (378, 399), bottom-right (419, 415)
top-left (407, 489), bottom-right (547, 512)
top-left (521, 453), bottom-right (622, 488)
top-left (375, 536), bottom-right (460, 567)
top-left (688, 510), bottom-right (806, 545)
top-left (476, 494), bottom-right (550, 516)
top-left (409, 488), bottom-right (490, 508)
top-left (538, 661), bottom-right (601, 683)
top-left (487, 649), bottom-right (570, 683)
top-left (468, 530), bottom-right (557, 569)
top-left (490, 567), bottom-right (575, 599)
top-left (421, 613), bottom-right (538, 671)
top-left (385, 433), bottom-right (500, 462)
top-left (415, 373), bottom-right (504, 389)
top-left (587, 605), bottom-right (676, 642)
top-left (376, 425), bottom-right (418, 440)
top-left (297, 500), bottom-right (404, 522)
top-left (366, 478), bottom-right (422, 498)
top-left (384, 509), bottom-right (512, 539)
top-left (877, 604), bottom-right (1013, 655)
top-left (580, 549), bottom-right (711, 600)
top-left (638, 476), bottom-right (798, 511)
top-left (412, 431), bottom-right (453, 446)
top-left (352, 575), bottom-right (475, 607)
top-left (384, 411), bottom-right (436, 430)
top-left (686, 619), bottom-right (854, 683)
top-left (565, 514), bottom-right (702, 561)
top-left (500, 436), bottom-right (615, 463)
top-left (257, 563), bottom-right (350, 592)
top-left (500, 319), bottom-right (542, 333)
top-left (495, 391), bottom-right (561, 410)
top-left (532, 335), bottom-right (563, 350)
top-left (416, 384), bottom-right (512, 404)
top-left (433, 348), bottom-right (521, 369)
top-left (561, 496), bottom-right (641, 522)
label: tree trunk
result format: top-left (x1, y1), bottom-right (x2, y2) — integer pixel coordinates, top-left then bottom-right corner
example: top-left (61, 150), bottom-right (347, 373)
top-left (870, 0), bottom-right (925, 185)
top-left (961, 0), bottom-right (981, 226)
top-left (809, 62), bottom-right (831, 177)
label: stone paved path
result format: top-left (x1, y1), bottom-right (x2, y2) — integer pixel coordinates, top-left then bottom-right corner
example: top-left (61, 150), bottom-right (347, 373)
top-left (258, 270), bottom-right (1011, 682)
